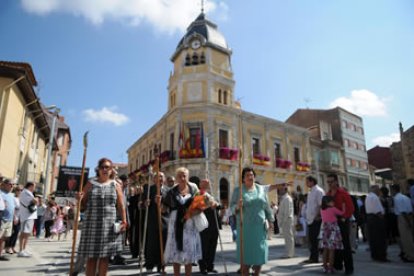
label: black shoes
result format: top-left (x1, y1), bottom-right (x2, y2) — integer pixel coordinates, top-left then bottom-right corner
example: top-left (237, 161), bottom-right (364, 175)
top-left (302, 259), bottom-right (319, 264)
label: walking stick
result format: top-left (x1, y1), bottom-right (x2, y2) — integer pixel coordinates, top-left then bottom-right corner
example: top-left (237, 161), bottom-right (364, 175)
top-left (137, 175), bottom-right (144, 275)
top-left (153, 148), bottom-right (165, 274)
top-left (139, 167), bottom-right (152, 273)
top-left (69, 131), bottom-right (88, 275)
top-left (213, 208), bottom-right (228, 275)
top-left (238, 113), bottom-right (245, 275)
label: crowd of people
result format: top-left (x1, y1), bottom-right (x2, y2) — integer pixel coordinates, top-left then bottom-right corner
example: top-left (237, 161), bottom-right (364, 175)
top-left (0, 177), bottom-right (76, 262)
top-left (1, 162), bottom-right (414, 276)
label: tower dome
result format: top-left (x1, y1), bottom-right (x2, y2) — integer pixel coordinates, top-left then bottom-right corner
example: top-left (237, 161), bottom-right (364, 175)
top-left (171, 13), bottom-right (231, 61)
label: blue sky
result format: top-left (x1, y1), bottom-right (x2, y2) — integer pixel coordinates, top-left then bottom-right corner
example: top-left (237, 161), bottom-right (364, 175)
top-left (1, 0), bottom-right (413, 170)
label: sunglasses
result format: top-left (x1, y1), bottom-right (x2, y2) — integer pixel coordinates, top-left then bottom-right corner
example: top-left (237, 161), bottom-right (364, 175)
top-left (99, 165), bottom-right (112, 170)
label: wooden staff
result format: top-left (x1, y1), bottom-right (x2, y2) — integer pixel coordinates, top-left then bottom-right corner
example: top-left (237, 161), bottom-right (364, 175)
top-left (238, 113), bottom-right (245, 275)
top-left (139, 165), bottom-right (152, 273)
top-left (137, 174), bottom-right (144, 275)
top-left (153, 147), bottom-right (165, 274)
top-left (69, 131), bottom-right (89, 275)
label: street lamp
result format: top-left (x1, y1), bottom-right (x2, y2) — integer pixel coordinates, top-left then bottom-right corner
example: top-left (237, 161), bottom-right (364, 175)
top-left (44, 106), bottom-right (60, 197)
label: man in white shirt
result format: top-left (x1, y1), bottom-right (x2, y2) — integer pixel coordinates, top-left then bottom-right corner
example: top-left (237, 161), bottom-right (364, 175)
top-left (303, 175), bottom-right (324, 264)
top-left (277, 183), bottom-right (295, 258)
top-left (365, 185), bottom-right (388, 262)
top-left (391, 184), bottom-right (414, 262)
top-left (18, 182), bottom-right (38, 257)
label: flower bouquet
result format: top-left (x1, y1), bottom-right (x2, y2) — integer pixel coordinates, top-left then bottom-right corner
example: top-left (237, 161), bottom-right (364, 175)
top-left (184, 189), bottom-right (209, 220)
top-left (184, 190), bottom-right (212, 232)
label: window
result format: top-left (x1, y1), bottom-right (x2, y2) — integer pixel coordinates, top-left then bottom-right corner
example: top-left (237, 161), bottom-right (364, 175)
top-left (294, 147), bottom-right (300, 163)
top-left (57, 132), bottom-right (64, 146)
top-left (189, 127), bottom-right (202, 149)
top-left (142, 154), bottom-right (145, 165)
top-left (218, 89), bottom-right (222, 103)
top-left (223, 90), bottom-right (228, 105)
top-left (346, 158), bottom-right (351, 166)
top-left (170, 132), bottom-right (174, 152)
top-left (219, 129), bottom-right (228, 148)
top-left (252, 137), bottom-right (260, 154)
top-left (342, 120), bottom-right (347, 128)
top-left (274, 142), bottom-right (281, 158)
top-left (344, 138), bottom-right (349, 147)
top-left (22, 113), bottom-right (30, 137)
top-left (330, 151), bottom-right (339, 165)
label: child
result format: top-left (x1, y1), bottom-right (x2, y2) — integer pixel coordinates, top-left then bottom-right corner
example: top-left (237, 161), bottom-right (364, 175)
top-left (319, 195), bottom-right (344, 274)
top-left (49, 206), bottom-right (65, 241)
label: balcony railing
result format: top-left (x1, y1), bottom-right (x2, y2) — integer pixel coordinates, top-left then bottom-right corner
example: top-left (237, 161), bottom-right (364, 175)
top-left (275, 158), bottom-right (292, 169)
top-left (179, 148), bottom-right (204, 159)
top-left (219, 147), bottom-right (238, 161)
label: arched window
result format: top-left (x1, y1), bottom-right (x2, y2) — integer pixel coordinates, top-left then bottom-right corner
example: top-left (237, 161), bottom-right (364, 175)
top-left (223, 90), bottom-right (228, 105)
top-left (185, 53), bottom-right (191, 66)
top-left (200, 52), bottom-right (206, 64)
top-left (192, 52), bottom-right (199, 65)
top-left (219, 178), bottom-right (229, 207)
top-left (218, 89), bottom-right (222, 103)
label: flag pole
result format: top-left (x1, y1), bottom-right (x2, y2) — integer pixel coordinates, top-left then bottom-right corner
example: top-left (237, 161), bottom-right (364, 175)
top-left (69, 131), bottom-right (89, 275)
top-left (238, 112), bottom-right (245, 275)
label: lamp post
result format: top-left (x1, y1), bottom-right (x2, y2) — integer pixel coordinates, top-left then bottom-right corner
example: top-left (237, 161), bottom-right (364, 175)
top-left (44, 106), bottom-right (60, 197)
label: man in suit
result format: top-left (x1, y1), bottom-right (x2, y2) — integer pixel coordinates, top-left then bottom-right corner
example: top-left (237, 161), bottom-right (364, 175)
top-left (198, 179), bottom-right (221, 274)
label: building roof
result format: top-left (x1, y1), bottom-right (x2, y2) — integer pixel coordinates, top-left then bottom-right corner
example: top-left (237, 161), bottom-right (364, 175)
top-left (171, 13), bottom-right (231, 60)
top-left (0, 61), bottom-right (38, 86)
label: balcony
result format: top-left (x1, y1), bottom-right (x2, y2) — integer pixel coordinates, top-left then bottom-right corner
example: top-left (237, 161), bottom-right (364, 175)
top-left (296, 161), bottom-right (311, 172)
top-left (219, 147), bottom-right (238, 161)
top-left (160, 150), bottom-right (176, 163)
top-left (253, 154), bottom-right (271, 166)
top-left (275, 158), bottom-right (292, 169)
top-left (179, 148), bottom-right (204, 159)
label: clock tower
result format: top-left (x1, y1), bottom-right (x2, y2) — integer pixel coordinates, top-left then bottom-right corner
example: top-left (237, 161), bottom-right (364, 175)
top-left (168, 12), bottom-right (235, 111)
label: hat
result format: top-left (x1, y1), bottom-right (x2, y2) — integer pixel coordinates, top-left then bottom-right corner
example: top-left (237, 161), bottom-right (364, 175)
top-left (119, 175), bottom-right (128, 181)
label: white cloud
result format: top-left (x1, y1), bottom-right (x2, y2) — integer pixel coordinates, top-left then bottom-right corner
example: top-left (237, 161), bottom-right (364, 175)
top-left (83, 106), bottom-right (129, 126)
top-left (329, 89), bottom-right (388, 117)
top-left (20, 0), bottom-right (226, 34)
top-left (372, 132), bottom-right (400, 147)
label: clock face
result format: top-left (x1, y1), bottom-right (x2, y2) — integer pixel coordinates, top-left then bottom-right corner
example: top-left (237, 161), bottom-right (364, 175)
top-left (191, 39), bottom-right (201, 49)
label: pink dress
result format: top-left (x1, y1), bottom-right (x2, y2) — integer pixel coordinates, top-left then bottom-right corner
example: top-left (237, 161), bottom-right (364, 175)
top-left (319, 207), bottom-right (344, 250)
top-left (50, 214), bottom-right (66, 234)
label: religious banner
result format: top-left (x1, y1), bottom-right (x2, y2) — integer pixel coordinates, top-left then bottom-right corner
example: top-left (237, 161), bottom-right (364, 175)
top-left (56, 166), bottom-right (89, 198)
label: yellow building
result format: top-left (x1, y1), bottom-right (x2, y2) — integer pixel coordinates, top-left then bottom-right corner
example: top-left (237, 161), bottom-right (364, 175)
top-left (127, 13), bottom-right (311, 205)
top-left (0, 61), bottom-right (50, 187)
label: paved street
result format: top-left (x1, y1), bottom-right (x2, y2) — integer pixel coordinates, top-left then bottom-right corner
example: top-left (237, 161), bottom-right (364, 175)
top-left (0, 225), bottom-right (413, 275)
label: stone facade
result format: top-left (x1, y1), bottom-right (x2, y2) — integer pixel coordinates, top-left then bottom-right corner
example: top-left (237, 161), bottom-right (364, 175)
top-left (127, 13), bottom-right (313, 205)
top-left (391, 123), bottom-right (414, 193)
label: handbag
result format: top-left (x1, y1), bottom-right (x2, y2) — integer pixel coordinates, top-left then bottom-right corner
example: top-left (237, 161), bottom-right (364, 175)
top-left (21, 202), bottom-right (37, 214)
top-left (192, 212), bottom-right (209, 232)
top-left (113, 221), bottom-right (122, 234)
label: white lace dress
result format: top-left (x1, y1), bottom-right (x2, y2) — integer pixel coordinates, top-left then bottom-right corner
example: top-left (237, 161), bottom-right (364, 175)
top-left (163, 193), bottom-right (202, 264)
